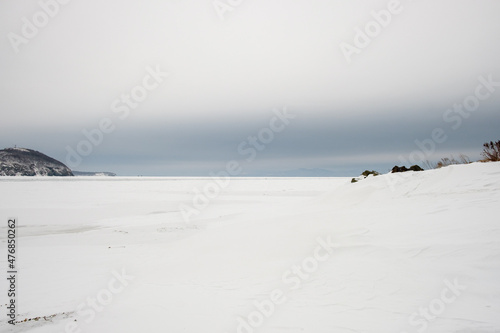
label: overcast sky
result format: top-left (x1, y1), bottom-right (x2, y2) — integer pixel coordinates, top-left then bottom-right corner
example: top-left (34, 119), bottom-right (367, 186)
top-left (1, 0), bottom-right (499, 176)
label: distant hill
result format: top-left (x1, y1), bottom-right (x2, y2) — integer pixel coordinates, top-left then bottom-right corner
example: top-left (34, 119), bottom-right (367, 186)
top-left (0, 148), bottom-right (73, 176)
top-left (73, 171), bottom-right (116, 177)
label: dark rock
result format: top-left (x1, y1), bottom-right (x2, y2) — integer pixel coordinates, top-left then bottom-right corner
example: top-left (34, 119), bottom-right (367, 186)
top-left (391, 166), bottom-right (408, 173)
top-left (409, 165), bottom-right (424, 172)
top-left (391, 165), bottom-right (423, 173)
top-left (361, 170), bottom-right (380, 177)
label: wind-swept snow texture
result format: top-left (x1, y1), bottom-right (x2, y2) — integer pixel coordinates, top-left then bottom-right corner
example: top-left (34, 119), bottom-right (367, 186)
top-left (0, 162), bottom-right (499, 332)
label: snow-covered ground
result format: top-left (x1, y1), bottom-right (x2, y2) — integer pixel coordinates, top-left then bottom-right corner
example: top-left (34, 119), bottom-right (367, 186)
top-left (1, 162), bottom-right (500, 333)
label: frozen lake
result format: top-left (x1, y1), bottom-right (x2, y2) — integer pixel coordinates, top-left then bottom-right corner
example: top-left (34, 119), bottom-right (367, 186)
top-left (1, 163), bottom-right (500, 332)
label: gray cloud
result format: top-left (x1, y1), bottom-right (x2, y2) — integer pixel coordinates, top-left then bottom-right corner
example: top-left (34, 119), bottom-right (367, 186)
top-left (1, 0), bottom-right (499, 176)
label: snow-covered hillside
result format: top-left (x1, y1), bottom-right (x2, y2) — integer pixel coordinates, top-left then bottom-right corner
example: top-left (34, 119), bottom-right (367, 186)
top-left (0, 162), bottom-right (499, 332)
top-left (0, 148), bottom-right (73, 176)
